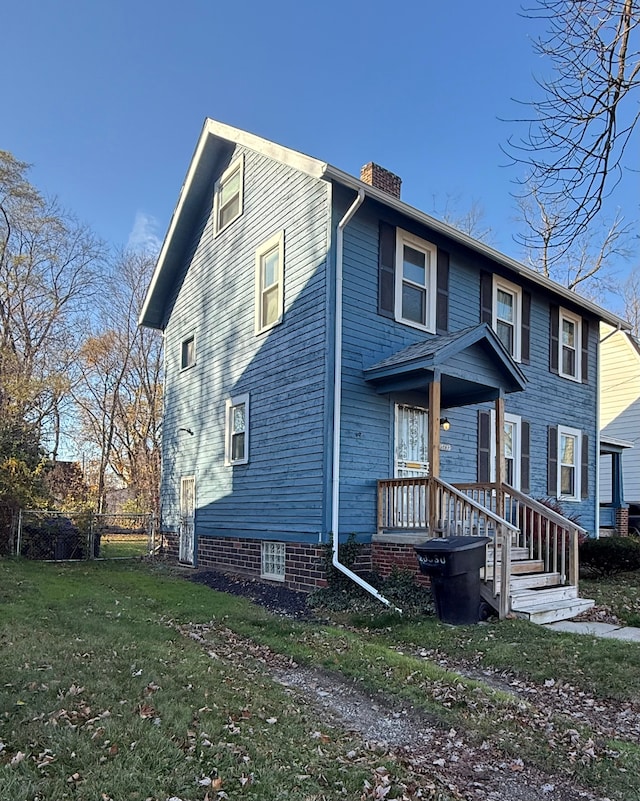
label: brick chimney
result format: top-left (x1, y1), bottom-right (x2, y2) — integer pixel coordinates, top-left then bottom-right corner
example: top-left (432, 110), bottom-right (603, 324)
top-left (360, 162), bottom-right (402, 199)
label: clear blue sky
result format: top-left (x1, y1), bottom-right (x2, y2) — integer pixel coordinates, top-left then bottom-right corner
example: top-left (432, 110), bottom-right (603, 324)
top-left (3, 1), bottom-right (638, 299)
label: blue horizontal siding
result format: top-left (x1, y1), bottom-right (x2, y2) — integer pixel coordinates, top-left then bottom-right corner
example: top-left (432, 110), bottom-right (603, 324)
top-left (338, 199), bottom-right (600, 536)
top-left (161, 144), bottom-right (331, 539)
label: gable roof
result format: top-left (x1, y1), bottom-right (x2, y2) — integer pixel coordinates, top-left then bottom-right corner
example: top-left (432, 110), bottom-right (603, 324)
top-left (139, 118), bottom-right (631, 331)
top-left (364, 323), bottom-right (527, 407)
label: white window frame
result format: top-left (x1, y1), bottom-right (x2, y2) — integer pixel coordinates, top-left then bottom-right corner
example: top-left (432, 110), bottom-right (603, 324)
top-left (261, 541), bottom-right (286, 581)
top-left (180, 334), bottom-right (196, 371)
top-left (225, 393), bottom-right (249, 466)
top-left (213, 155), bottom-right (244, 236)
top-left (558, 307), bottom-right (582, 382)
top-left (492, 278), bottom-right (522, 362)
top-left (489, 411), bottom-right (522, 490)
top-left (394, 228), bottom-right (437, 333)
top-left (557, 425), bottom-right (581, 501)
top-left (255, 230), bottom-right (284, 334)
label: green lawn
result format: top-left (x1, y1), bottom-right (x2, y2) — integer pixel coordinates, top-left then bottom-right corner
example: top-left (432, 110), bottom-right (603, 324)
top-left (98, 533), bottom-right (150, 559)
top-left (2, 559), bottom-right (640, 801)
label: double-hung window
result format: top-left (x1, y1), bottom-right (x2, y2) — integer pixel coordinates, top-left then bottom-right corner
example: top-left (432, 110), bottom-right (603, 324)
top-left (489, 412), bottom-right (522, 489)
top-left (493, 279), bottom-right (522, 361)
top-left (255, 231), bottom-right (284, 333)
top-left (395, 229), bottom-right (437, 332)
top-left (214, 155), bottom-right (244, 235)
top-left (559, 308), bottom-right (581, 381)
top-left (225, 393), bottom-right (249, 465)
top-left (557, 425), bottom-right (581, 500)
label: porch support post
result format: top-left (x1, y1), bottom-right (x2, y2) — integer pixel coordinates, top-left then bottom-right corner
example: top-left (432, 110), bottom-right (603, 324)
top-left (494, 393), bottom-right (505, 519)
top-left (428, 376), bottom-right (441, 479)
top-left (428, 375), bottom-right (442, 538)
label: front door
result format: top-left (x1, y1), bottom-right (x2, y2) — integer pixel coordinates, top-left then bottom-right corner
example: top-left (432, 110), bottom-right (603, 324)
top-left (394, 405), bottom-right (429, 528)
top-left (179, 476), bottom-right (195, 565)
top-left (394, 404), bottom-right (430, 477)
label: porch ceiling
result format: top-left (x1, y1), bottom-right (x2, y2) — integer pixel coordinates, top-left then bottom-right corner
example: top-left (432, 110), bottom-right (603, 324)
top-left (363, 323), bottom-right (527, 408)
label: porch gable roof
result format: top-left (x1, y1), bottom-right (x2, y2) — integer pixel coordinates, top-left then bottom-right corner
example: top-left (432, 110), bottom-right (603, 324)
top-left (363, 323), bottom-right (527, 407)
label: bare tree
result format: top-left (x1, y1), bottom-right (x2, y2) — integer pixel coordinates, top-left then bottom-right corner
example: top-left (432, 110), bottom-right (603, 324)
top-left (622, 266), bottom-right (640, 334)
top-left (73, 252), bottom-right (162, 514)
top-left (517, 186), bottom-right (633, 296)
top-left (430, 193), bottom-right (495, 243)
top-left (506, 0), bottom-right (640, 264)
top-left (0, 152), bottom-right (104, 467)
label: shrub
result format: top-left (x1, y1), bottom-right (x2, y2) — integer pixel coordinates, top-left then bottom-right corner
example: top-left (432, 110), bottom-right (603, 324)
top-left (579, 536), bottom-right (640, 577)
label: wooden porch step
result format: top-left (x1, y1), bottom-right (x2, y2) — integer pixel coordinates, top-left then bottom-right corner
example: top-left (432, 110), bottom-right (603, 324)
top-left (511, 584), bottom-right (578, 607)
top-left (487, 546), bottom-right (530, 562)
top-left (509, 572), bottom-right (562, 591)
top-left (482, 559), bottom-right (545, 579)
top-left (511, 595), bottom-right (594, 625)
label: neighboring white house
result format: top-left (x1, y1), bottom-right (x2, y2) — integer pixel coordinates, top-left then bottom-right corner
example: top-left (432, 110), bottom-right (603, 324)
top-left (600, 322), bottom-right (640, 533)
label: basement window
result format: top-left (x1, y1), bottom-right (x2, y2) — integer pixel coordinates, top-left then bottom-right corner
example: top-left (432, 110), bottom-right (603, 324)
top-left (261, 541), bottom-right (286, 581)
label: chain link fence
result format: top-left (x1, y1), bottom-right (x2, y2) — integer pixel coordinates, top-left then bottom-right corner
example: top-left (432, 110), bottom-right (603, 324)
top-left (14, 510), bottom-right (156, 560)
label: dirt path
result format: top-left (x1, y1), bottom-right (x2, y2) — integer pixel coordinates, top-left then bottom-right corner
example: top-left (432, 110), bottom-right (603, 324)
top-left (176, 619), bottom-right (619, 801)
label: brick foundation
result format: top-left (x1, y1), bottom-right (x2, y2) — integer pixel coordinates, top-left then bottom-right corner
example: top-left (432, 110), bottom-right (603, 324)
top-left (158, 533), bottom-right (430, 593)
top-left (371, 541), bottom-right (430, 587)
top-left (160, 534), bottom-right (337, 593)
top-left (161, 530), bottom-right (179, 560)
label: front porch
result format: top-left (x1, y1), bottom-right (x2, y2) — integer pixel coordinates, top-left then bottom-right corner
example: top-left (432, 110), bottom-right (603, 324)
top-left (376, 476), bottom-right (592, 623)
top-left (364, 324), bottom-right (593, 623)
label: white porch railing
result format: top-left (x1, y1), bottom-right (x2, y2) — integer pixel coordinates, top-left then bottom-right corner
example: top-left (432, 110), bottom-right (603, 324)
top-left (377, 477), bottom-right (586, 618)
top-left (455, 483), bottom-right (585, 589)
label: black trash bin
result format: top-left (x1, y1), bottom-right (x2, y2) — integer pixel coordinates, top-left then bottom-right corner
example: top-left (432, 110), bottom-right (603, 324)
top-left (414, 536), bottom-right (491, 625)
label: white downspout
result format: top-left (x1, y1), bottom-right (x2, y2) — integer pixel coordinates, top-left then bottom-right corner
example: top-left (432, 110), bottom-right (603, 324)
top-left (331, 188), bottom-right (400, 612)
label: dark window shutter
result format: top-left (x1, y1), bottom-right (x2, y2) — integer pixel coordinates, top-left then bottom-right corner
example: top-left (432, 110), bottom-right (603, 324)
top-left (521, 420), bottom-right (530, 494)
top-left (581, 432), bottom-right (589, 499)
top-left (521, 291), bottom-right (531, 364)
top-left (436, 249), bottom-right (449, 334)
top-left (581, 319), bottom-right (589, 384)
top-left (478, 410), bottom-right (491, 483)
top-left (378, 222), bottom-right (395, 318)
top-left (549, 305), bottom-right (559, 374)
top-left (547, 425), bottom-right (558, 496)
top-left (480, 272), bottom-right (492, 325)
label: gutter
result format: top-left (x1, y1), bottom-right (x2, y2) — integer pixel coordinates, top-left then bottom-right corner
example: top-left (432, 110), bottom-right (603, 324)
top-left (331, 188), bottom-right (400, 612)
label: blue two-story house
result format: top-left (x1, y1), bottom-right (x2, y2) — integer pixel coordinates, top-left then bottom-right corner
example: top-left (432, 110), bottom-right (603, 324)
top-left (140, 119), bottom-right (629, 622)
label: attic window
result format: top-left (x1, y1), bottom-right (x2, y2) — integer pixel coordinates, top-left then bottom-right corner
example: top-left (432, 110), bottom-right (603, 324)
top-left (214, 155), bottom-right (244, 235)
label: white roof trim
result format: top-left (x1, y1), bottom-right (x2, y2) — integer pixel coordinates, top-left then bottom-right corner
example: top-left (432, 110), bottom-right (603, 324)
top-left (203, 119), bottom-right (328, 178)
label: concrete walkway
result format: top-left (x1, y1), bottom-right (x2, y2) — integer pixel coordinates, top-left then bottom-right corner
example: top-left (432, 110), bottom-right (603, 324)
top-left (545, 620), bottom-right (640, 641)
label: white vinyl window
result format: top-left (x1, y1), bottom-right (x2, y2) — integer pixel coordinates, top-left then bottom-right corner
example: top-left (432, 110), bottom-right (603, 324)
top-left (214, 155), bottom-right (244, 235)
top-left (255, 231), bottom-right (284, 333)
top-left (559, 308), bottom-right (581, 381)
top-left (225, 393), bottom-right (249, 465)
top-left (557, 425), bottom-right (581, 501)
top-left (261, 541), bottom-right (286, 581)
top-left (395, 229), bottom-right (437, 332)
top-left (490, 412), bottom-right (522, 490)
top-left (181, 334), bottom-right (195, 370)
top-left (493, 278), bottom-right (522, 361)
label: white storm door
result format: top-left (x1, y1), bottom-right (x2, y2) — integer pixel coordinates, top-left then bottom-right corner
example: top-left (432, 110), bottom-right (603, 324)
top-left (179, 476), bottom-right (195, 565)
top-left (395, 405), bottom-right (430, 477)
